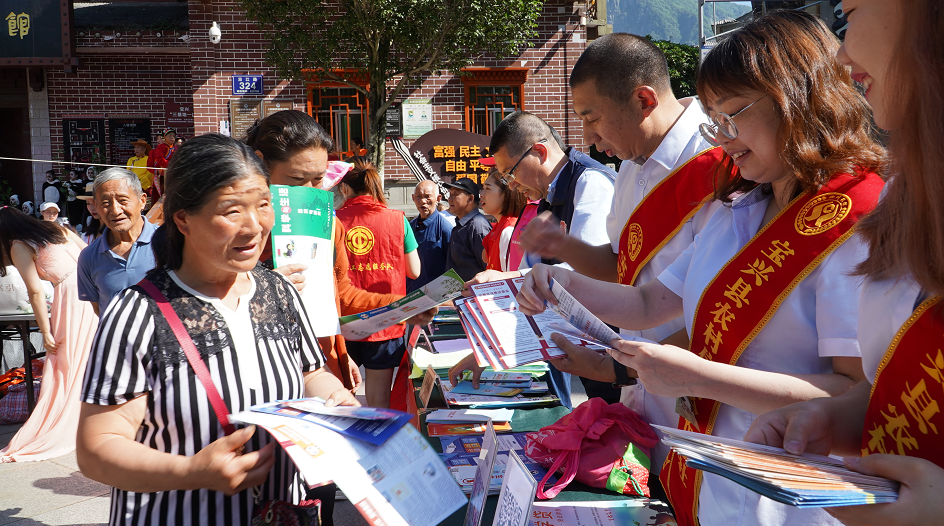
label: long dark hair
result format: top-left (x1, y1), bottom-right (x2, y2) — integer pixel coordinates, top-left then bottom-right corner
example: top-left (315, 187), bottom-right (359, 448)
top-left (151, 134), bottom-right (269, 270)
top-left (340, 156), bottom-right (387, 206)
top-left (855, 0), bottom-right (944, 294)
top-left (696, 10), bottom-right (885, 203)
top-left (0, 207), bottom-right (67, 277)
top-left (245, 110), bottom-right (334, 166)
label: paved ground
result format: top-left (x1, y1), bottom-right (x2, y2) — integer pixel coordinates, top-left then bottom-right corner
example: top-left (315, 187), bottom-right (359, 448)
top-left (0, 367), bottom-right (587, 525)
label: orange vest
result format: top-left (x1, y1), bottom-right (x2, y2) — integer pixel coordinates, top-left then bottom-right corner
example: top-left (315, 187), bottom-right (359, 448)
top-left (336, 195), bottom-right (406, 341)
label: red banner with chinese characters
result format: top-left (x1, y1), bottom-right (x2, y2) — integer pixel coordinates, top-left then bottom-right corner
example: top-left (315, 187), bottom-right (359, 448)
top-left (617, 147), bottom-right (721, 286)
top-left (862, 295), bottom-right (944, 464)
top-left (660, 171), bottom-right (884, 526)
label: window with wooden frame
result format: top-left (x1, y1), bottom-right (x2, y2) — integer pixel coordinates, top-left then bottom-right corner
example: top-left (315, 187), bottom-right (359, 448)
top-left (462, 68), bottom-right (528, 136)
top-left (306, 70), bottom-right (369, 155)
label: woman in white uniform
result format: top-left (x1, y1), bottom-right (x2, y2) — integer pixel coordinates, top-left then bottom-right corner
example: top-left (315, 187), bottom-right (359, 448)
top-left (517, 11), bottom-right (885, 526)
top-left (746, 1), bottom-right (944, 524)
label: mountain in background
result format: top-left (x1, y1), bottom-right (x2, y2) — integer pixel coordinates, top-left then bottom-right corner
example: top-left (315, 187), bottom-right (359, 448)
top-left (608, 0), bottom-right (751, 45)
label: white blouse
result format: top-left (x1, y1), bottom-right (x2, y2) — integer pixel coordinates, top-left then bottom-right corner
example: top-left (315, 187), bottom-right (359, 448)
top-left (656, 184), bottom-right (866, 526)
top-left (858, 276), bottom-right (924, 384)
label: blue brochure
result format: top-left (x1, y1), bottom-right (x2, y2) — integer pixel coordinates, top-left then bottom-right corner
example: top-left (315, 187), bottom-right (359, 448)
top-left (250, 399), bottom-right (412, 446)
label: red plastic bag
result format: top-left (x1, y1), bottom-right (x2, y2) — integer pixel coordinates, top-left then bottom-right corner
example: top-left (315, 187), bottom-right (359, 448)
top-left (525, 398), bottom-right (659, 499)
top-left (0, 358), bottom-right (44, 398)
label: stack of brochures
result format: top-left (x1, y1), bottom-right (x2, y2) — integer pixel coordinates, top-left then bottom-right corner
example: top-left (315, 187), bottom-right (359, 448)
top-left (438, 433), bottom-right (556, 495)
top-left (455, 277), bottom-right (622, 371)
top-left (654, 425), bottom-right (900, 507)
top-left (419, 365), bottom-right (560, 409)
top-left (231, 398), bottom-right (467, 526)
top-left (426, 407), bottom-right (514, 437)
top-left (529, 500), bottom-right (675, 526)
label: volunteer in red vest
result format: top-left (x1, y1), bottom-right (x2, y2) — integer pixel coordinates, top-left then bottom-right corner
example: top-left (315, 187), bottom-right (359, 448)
top-left (746, 1), bottom-right (944, 524)
top-left (517, 32), bottom-right (723, 464)
top-left (479, 169), bottom-right (528, 271)
top-left (517, 12), bottom-right (885, 526)
top-left (147, 128), bottom-right (177, 199)
top-left (336, 156), bottom-right (421, 408)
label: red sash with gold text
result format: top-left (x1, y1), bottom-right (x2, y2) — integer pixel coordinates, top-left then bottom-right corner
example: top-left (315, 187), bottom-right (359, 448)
top-left (617, 147), bottom-right (722, 286)
top-left (660, 172), bottom-right (884, 526)
top-left (862, 295), bottom-right (944, 464)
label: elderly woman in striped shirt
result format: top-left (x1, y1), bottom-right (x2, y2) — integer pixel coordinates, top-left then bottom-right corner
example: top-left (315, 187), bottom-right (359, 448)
top-left (76, 134), bottom-right (357, 525)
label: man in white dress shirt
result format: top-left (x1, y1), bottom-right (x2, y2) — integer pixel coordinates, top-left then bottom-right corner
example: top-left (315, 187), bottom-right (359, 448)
top-left (449, 111), bottom-right (616, 409)
top-left (519, 33), bottom-right (722, 475)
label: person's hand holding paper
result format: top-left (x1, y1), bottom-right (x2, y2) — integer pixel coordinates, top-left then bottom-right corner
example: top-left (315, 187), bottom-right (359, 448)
top-left (547, 334), bottom-right (617, 382)
top-left (515, 263), bottom-right (570, 315)
top-left (274, 262), bottom-right (308, 292)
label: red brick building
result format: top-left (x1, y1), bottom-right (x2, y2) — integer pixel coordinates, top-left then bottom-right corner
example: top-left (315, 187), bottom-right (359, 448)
top-left (1, 0), bottom-right (610, 214)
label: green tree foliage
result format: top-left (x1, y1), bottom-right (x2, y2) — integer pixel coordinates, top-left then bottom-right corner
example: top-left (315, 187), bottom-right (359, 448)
top-left (241, 0), bottom-right (544, 173)
top-left (648, 38), bottom-right (699, 98)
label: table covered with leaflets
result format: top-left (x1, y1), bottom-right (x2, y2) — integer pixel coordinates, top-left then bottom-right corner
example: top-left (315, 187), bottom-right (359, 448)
top-left (390, 313), bottom-right (674, 526)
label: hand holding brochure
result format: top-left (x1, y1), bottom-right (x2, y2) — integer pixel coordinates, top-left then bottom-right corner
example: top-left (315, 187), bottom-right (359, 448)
top-left (341, 269), bottom-right (465, 341)
top-left (654, 425), bottom-right (899, 507)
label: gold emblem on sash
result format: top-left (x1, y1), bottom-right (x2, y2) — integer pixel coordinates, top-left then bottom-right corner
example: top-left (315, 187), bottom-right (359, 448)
top-left (346, 226), bottom-right (375, 255)
top-left (627, 223), bottom-right (644, 261)
top-left (795, 193), bottom-right (852, 235)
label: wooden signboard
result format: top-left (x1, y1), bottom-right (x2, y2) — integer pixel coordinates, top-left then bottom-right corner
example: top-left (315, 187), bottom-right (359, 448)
top-left (108, 116), bottom-right (151, 164)
top-left (229, 99), bottom-right (262, 141)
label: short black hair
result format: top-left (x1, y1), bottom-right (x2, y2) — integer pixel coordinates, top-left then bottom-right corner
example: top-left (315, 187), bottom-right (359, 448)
top-left (570, 33), bottom-right (672, 102)
top-left (489, 111), bottom-right (564, 158)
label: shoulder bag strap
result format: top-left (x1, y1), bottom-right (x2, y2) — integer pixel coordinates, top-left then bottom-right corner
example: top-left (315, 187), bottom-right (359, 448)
top-left (138, 278), bottom-right (236, 435)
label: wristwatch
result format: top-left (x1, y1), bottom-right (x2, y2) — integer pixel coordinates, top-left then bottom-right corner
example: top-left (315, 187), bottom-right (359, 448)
top-left (611, 357), bottom-right (637, 388)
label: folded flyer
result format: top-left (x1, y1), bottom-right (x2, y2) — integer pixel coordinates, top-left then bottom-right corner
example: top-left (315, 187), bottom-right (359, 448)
top-left (249, 399), bottom-right (412, 446)
top-left (231, 410), bottom-right (467, 526)
top-left (654, 425), bottom-right (899, 507)
top-left (340, 269), bottom-right (465, 341)
top-left (271, 184), bottom-right (341, 337)
top-left (426, 408), bottom-right (515, 424)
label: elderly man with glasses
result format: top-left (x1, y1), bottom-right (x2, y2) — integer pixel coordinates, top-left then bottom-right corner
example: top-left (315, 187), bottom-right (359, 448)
top-left (450, 110), bottom-right (616, 409)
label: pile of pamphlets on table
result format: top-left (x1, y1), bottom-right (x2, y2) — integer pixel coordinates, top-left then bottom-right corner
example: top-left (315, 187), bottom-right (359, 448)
top-left (230, 398), bottom-right (467, 526)
top-left (654, 425), bottom-right (899, 507)
top-left (425, 407), bottom-right (515, 436)
top-left (455, 277), bottom-right (629, 370)
top-left (419, 366), bottom-right (560, 410)
top-left (527, 500), bottom-right (676, 526)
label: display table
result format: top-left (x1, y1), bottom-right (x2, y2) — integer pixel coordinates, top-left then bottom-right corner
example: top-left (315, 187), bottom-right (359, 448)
top-left (415, 388), bottom-right (642, 526)
top-left (0, 314), bottom-right (45, 415)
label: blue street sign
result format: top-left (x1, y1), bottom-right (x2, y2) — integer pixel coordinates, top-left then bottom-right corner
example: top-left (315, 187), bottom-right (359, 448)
top-left (232, 75), bottom-right (263, 96)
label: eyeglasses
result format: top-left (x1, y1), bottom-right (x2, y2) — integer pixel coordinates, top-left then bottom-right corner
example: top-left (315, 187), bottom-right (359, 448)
top-left (699, 95), bottom-right (767, 146)
top-left (499, 138), bottom-right (547, 184)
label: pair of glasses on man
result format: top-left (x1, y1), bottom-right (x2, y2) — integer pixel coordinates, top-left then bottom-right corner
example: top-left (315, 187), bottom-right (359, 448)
top-left (498, 138), bottom-right (548, 184)
top-left (698, 95), bottom-right (767, 146)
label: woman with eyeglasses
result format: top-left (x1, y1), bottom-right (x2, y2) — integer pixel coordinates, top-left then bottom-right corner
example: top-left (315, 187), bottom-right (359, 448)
top-left (516, 11), bottom-right (885, 526)
top-left (744, 1), bottom-right (944, 524)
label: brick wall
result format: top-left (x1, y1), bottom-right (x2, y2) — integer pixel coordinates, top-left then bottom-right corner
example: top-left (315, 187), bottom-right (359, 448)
top-left (40, 0), bottom-right (587, 205)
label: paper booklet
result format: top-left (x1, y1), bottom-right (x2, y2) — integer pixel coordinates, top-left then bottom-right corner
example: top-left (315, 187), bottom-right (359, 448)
top-left (529, 500), bottom-right (676, 526)
top-left (426, 408), bottom-right (515, 424)
top-left (231, 410), bottom-right (467, 526)
top-left (247, 399), bottom-right (412, 446)
top-left (653, 425), bottom-right (900, 507)
top-left (444, 451), bottom-right (557, 498)
top-left (340, 269), bottom-right (465, 341)
top-left (458, 277), bottom-right (615, 371)
top-left (271, 185), bottom-right (340, 337)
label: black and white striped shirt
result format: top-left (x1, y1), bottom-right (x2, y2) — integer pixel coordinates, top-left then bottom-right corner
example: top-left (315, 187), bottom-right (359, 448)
top-left (82, 266), bottom-right (325, 526)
